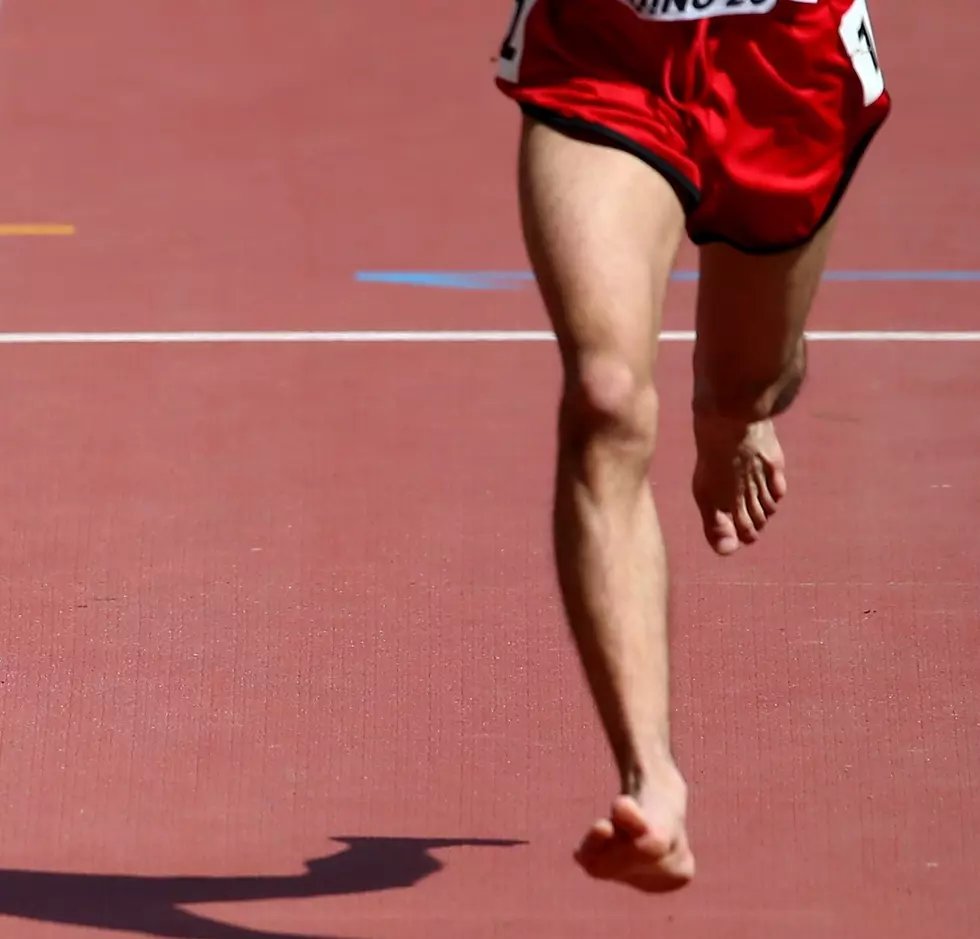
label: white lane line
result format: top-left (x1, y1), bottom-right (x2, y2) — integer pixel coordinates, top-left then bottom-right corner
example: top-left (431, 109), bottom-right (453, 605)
top-left (0, 330), bottom-right (975, 344)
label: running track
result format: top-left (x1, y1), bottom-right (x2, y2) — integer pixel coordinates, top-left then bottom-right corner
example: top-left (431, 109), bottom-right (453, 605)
top-left (0, 3), bottom-right (976, 938)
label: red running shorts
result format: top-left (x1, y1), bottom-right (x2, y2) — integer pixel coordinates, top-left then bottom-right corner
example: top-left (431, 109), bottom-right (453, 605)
top-left (495, 0), bottom-right (892, 253)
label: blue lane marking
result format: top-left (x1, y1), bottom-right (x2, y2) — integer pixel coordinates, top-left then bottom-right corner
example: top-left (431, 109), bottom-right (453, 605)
top-left (355, 271), bottom-right (535, 290)
top-left (355, 270), bottom-right (980, 290)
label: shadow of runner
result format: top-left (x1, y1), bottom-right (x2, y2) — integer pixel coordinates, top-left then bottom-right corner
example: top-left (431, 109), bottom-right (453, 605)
top-left (0, 836), bottom-right (525, 939)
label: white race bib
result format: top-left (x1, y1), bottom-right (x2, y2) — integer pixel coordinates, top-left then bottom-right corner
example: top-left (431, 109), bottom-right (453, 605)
top-left (618, 0), bottom-right (778, 21)
top-left (839, 0), bottom-right (885, 104)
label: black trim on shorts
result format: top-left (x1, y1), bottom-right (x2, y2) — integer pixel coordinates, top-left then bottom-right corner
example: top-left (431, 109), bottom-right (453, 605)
top-left (690, 96), bottom-right (893, 256)
top-left (519, 103), bottom-right (702, 213)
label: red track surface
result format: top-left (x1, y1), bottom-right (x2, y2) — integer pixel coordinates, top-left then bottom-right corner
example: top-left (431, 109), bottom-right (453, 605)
top-left (0, 3), bottom-right (976, 939)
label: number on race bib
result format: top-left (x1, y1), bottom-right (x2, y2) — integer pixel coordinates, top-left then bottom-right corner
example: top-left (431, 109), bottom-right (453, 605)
top-left (497, 0), bottom-right (538, 82)
top-left (500, 0), bottom-right (529, 62)
top-left (839, 0), bottom-right (885, 106)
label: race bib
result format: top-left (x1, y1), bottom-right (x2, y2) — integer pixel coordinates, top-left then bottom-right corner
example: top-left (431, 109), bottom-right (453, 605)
top-left (619, 0), bottom-right (778, 20)
top-left (839, 0), bottom-right (885, 105)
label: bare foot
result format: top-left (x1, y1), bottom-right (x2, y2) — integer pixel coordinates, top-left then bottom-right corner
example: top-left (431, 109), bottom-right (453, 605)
top-left (692, 414), bottom-right (788, 556)
top-left (574, 776), bottom-right (695, 893)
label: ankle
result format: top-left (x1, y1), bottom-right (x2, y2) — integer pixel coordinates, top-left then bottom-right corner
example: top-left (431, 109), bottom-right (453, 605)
top-left (620, 751), bottom-right (685, 799)
top-left (693, 393), bottom-right (774, 426)
top-left (693, 340), bottom-right (807, 423)
top-left (692, 410), bottom-right (759, 450)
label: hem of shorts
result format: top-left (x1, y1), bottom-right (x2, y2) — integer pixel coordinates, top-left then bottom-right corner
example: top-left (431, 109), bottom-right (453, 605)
top-left (518, 103), bottom-right (702, 213)
top-left (689, 93), bottom-right (892, 255)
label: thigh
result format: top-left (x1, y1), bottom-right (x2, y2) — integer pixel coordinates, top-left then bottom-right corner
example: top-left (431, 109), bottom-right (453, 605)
top-left (518, 116), bottom-right (686, 378)
top-left (692, 216), bottom-right (836, 409)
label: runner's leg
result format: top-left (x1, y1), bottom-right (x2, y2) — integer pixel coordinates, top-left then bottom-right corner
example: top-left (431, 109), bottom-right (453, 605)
top-left (518, 115), bottom-right (694, 892)
top-left (691, 218), bottom-right (837, 554)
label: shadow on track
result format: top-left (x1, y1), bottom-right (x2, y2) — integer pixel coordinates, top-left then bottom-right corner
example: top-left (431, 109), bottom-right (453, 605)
top-left (0, 835), bottom-right (525, 939)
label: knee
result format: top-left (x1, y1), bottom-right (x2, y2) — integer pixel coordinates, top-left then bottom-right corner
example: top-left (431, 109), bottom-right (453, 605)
top-left (559, 352), bottom-right (659, 462)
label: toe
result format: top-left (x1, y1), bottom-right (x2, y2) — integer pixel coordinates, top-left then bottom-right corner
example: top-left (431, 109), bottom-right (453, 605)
top-left (733, 495), bottom-right (761, 546)
top-left (611, 797), bottom-right (678, 858)
top-left (765, 460), bottom-right (788, 502)
top-left (735, 517), bottom-right (760, 546)
top-left (610, 796), bottom-right (651, 838)
top-left (705, 511), bottom-right (742, 556)
top-left (574, 818), bottom-right (615, 870)
top-left (744, 469), bottom-right (770, 531)
top-left (758, 476), bottom-right (780, 516)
